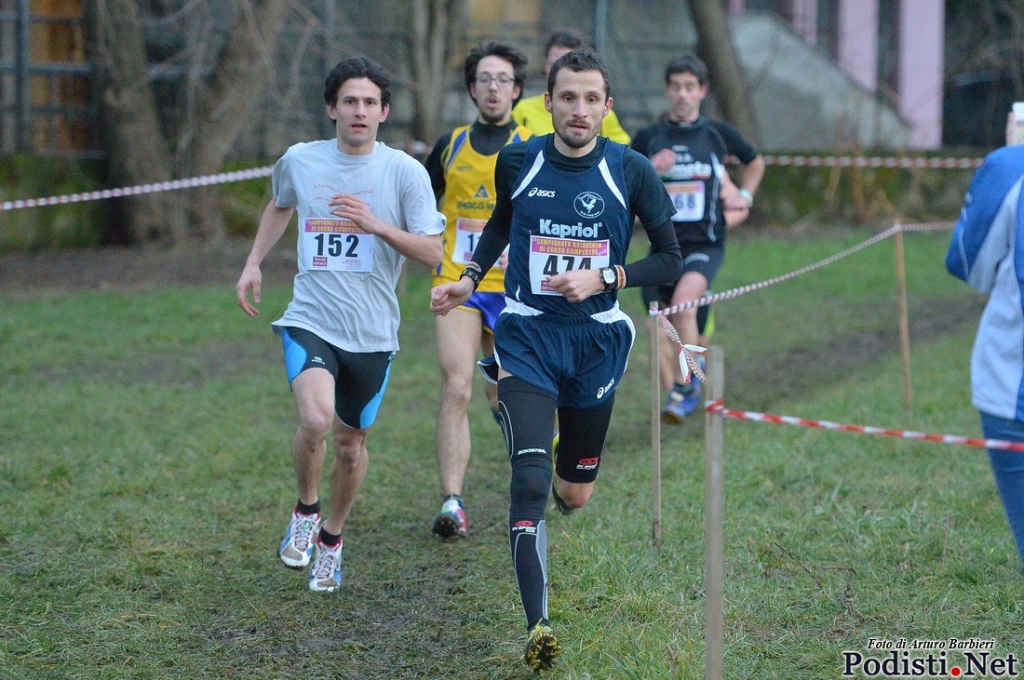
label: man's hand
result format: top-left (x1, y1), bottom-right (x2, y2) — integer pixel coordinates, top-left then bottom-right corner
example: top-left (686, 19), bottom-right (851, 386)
top-left (650, 148), bottom-right (676, 176)
top-left (329, 193), bottom-right (384, 235)
top-left (547, 268), bottom-right (604, 303)
top-left (722, 193), bottom-right (750, 212)
top-left (235, 263), bottom-right (263, 317)
top-left (430, 277), bottom-right (475, 316)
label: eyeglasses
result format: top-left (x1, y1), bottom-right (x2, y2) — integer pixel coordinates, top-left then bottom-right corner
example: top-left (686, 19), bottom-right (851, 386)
top-left (475, 75), bottom-right (515, 88)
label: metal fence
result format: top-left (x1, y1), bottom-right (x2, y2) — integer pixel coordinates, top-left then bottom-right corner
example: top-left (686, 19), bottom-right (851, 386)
top-left (0, 0), bottom-right (100, 159)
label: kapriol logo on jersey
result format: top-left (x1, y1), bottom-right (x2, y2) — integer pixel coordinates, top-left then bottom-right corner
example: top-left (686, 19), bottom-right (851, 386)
top-left (538, 219), bottom-right (602, 238)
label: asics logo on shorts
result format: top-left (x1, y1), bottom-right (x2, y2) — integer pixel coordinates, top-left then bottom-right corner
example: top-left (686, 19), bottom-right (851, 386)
top-left (596, 377), bottom-right (616, 399)
top-left (312, 355), bottom-right (325, 364)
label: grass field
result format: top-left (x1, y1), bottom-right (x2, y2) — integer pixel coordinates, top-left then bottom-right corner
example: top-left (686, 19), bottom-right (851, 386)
top-left (2, 227), bottom-right (1022, 679)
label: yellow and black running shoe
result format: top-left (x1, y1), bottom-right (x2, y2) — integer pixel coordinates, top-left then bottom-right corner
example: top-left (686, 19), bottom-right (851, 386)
top-left (524, 623), bottom-right (562, 673)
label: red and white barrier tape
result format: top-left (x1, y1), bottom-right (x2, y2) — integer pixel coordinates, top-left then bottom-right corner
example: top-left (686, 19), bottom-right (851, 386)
top-left (705, 400), bottom-right (1024, 452)
top-left (2, 153), bottom-right (985, 213)
top-left (0, 165), bottom-right (274, 212)
top-left (653, 223), bottom-right (905, 318)
top-left (897, 221), bottom-right (956, 233)
top-left (652, 221), bottom-right (956, 385)
top-left (761, 154), bottom-right (982, 170)
top-left (656, 316), bottom-right (707, 384)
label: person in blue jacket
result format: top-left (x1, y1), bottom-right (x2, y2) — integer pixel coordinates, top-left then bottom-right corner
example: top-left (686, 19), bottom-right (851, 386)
top-left (945, 122), bottom-right (1024, 571)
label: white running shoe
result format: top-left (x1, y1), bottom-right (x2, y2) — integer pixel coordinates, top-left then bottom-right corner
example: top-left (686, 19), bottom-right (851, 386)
top-left (308, 538), bottom-right (343, 592)
top-left (278, 511), bottom-right (320, 568)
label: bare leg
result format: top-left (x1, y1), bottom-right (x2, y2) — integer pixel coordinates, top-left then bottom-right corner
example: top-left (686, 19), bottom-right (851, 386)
top-left (290, 367), bottom-right (336, 504)
top-left (320, 420), bottom-right (369, 536)
top-left (434, 309), bottom-right (484, 497)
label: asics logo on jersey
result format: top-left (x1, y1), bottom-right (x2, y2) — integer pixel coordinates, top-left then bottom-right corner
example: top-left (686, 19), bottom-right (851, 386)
top-left (574, 191), bottom-right (605, 218)
top-left (539, 219), bottom-right (599, 238)
top-left (528, 187), bottom-right (556, 198)
top-left (596, 377), bottom-right (616, 399)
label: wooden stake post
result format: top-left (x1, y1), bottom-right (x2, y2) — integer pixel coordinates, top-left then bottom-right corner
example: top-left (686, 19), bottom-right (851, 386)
top-left (649, 302), bottom-right (662, 547)
top-left (894, 228), bottom-right (913, 412)
top-left (704, 346), bottom-right (725, 680)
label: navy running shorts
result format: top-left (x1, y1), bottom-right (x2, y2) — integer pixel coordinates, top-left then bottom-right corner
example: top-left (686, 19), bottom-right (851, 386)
top-left (278, 326), bottom-right (393, 430)
top-left (493, 307), bottom-right (635, 409)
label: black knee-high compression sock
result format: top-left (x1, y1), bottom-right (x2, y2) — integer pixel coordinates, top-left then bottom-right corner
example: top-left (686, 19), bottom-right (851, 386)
top-left (499, 376), bottom-right (557, 629)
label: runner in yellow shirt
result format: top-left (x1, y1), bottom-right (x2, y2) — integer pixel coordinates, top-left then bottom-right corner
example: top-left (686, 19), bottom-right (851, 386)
top-left (512, 29), bottom-right (630, 144)
top-left (423, 42), bottom-right (533, 539)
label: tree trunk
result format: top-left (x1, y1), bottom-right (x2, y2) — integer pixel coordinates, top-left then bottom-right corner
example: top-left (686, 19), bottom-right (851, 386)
top-left (409, 0), bottom-right (467, 145)
top-left (685, 0), bottom-right (759, 145)
top-left (84, 0), bottom-right (185, 245)
top-left (186, 0), bottom-right (289, 244)
top-left (86, 0), bottom-right (286, 246)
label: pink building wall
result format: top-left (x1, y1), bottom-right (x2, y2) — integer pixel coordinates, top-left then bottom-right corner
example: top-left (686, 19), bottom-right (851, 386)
top-left (897, 0), bottom-right (944, 148)
top-left (790, 0), bottom-right (817, 45)
top-left (837, 0), bottom-right (878, 92)
top-left (727, 0), bottom-right (945, 149)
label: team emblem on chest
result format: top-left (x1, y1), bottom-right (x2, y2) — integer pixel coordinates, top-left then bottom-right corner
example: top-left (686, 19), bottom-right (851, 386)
top-left (574, 192), bottom-right (604, 219)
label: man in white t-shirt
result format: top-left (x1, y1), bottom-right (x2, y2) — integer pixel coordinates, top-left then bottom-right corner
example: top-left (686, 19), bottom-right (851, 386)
top-left (235, 57), bottom-right (444, 593)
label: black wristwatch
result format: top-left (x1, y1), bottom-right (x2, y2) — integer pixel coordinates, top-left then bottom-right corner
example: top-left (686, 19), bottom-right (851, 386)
top-left (600, 267), bottom-right (617, 292)
top-left (460, 265), bottom-right (483, 291)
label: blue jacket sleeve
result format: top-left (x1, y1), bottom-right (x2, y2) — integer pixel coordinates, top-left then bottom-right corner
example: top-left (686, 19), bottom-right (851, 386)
top-left (946, 147), bottom-right (1024, 290)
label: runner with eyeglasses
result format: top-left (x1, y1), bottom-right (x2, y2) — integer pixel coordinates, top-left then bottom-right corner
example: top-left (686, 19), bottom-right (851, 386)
top-left (422, 42), bottom-right (533, 539)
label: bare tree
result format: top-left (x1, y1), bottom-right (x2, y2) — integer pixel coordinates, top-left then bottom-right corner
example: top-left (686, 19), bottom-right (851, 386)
top-left (943, 0), bottom-right (1024, 145)
top-left (85, 0), bottom-right (287, 246)
top-left (947, 0), bottom-right (1024, 95)
top-left (83, 0), bottom-right (469, 244)
top-left (685, 0), bottom-right (759, 144)
top-left (185, 1), bottom-right (289, 243)
top-left (409, 0), bottom-right (467, 146)
top-left (85, 0), bottom-right (183, 245)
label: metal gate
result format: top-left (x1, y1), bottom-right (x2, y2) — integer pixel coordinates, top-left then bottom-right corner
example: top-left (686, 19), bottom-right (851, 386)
top-left (0, 0), bottom-right (99, 158)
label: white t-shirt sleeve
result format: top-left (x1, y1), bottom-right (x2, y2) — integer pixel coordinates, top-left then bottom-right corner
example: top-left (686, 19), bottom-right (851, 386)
top-left (400, 157), bottom-right (447, 236)
top-left (272, 146), bottom-right (299, 209)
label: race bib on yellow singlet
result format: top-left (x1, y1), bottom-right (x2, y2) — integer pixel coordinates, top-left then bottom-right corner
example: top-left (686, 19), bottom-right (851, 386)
top-left (666, 181), bottom-right (705, 222)
top-left (528, 235), bottom-right (610, 295)
top-left (302, 218), bottom-right (375, 272)
top-left (452, 217), bottom-right (487, 265)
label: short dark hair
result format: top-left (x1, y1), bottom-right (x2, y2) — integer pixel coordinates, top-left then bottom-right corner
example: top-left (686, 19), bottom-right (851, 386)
top-left (544, 28), bottom-right (586, 54)
top-left (324, 57), bottom-right (392, 108)
top-left (463, 41), bottom-right (529, 104)
top-left (546, 49), bottom-right (611, 99)
top-left (665, 54), bottom-right (708, 86)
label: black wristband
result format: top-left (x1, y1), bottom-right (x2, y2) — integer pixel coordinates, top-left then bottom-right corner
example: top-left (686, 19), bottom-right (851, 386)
top-left (460, 265), bottom-right (482, 291)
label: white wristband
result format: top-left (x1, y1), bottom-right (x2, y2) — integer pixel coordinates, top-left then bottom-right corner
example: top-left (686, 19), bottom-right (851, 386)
top-left (738, 189), bottom-right (754, 207)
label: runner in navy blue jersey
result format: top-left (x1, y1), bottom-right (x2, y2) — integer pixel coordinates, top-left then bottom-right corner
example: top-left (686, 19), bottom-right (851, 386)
top-left (632, 54), bottom-right (755, 423)
top-left (431, 50), bottom-right (681, 673)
